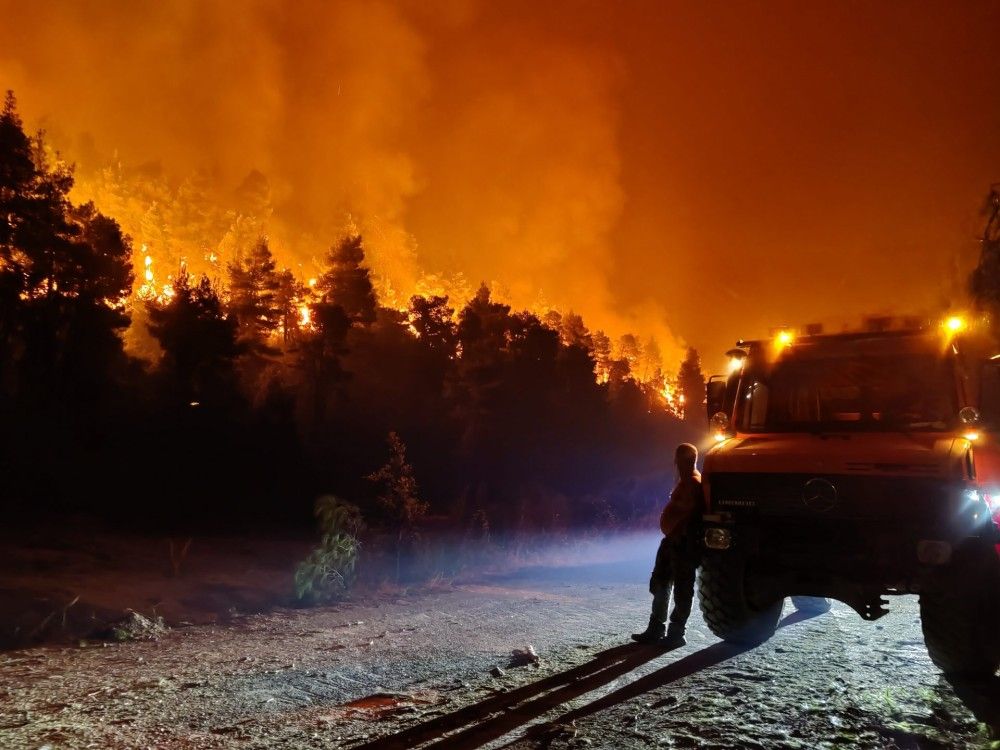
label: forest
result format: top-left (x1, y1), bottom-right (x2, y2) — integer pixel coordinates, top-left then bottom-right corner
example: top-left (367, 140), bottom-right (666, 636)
top-left (0, 92), bottom-right (703, 544)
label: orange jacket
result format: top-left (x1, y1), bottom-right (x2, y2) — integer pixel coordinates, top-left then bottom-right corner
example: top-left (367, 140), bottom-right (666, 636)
top-left (659, 469), bottom-right (704, 537)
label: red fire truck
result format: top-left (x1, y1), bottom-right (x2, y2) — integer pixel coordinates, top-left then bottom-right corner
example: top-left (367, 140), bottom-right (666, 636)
top-left (699, 316), bottom-right (1000, 676)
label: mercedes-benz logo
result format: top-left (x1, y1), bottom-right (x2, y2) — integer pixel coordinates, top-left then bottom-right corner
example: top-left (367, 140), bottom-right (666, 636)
top-left (802, 478), bottom-right (838, 512)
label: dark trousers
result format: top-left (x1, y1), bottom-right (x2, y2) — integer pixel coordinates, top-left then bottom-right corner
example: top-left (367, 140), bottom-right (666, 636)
top-left (649, 536), bottom-right (697, 630)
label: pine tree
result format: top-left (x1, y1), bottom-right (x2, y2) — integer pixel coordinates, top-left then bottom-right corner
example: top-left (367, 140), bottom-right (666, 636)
top-left (147, 271), bottom-right (242, 403)
top-left (0, 91), bottom-right (133, 401)
top-left (227, 237), bottom-right (281, 344)
top-left (592, 330), bottom-right (613, 382)
top-left (296, 299), bottom-right (352, 430)
top-left (617, 334), bottom-right (642, 377)
top-left (274, 269), bottom-right (306, 346)
top-left (408, 294), bottom-right (456, 354)
top-left (677, 346), bottom-right (706, 421)
top-left (457, 283), bottom-right (513, 362)
top-left (640, 337), bottom-right (662, 383)
top-left (315, 234), bottom-right (376, 325)
top-left (560, 312), bottom-right (593, 351)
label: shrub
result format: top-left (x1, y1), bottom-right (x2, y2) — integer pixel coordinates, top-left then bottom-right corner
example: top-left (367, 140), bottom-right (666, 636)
top-left (294, 496), bottom-right (364, 605)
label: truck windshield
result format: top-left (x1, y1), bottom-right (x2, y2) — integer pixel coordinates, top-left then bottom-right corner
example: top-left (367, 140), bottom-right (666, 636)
top-left (738, 351), bottom-right (955, 432)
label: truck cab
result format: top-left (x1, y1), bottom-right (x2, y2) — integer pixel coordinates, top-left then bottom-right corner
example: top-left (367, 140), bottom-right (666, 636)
top-left (698, 317), bottom-right (1000, 676)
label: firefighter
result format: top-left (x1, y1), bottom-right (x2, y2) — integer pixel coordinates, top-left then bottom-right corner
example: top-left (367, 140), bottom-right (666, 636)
top-left (631, 442), bottom-right (705, 648)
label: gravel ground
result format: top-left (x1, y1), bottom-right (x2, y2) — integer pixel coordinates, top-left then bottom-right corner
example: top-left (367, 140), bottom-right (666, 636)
top-left (2, 535), bottom-right (998, 750)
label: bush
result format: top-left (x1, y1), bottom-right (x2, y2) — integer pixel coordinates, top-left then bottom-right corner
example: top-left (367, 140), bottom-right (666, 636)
top-left (294, 496), bottom-right (364, 605)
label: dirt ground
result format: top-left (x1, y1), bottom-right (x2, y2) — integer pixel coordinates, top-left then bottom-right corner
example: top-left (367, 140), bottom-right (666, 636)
top-left (2, 532), bottom-right (999, 750)
top-left (0, 524), bottom-right (312, 650)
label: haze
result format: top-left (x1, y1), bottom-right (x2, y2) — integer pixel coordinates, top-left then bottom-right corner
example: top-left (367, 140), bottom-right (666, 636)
top-left (2, 0), bottom-right (999, 370)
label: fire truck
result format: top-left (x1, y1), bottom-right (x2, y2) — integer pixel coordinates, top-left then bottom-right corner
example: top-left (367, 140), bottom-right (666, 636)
top-left (699, 315), bottom-right (1000, 675)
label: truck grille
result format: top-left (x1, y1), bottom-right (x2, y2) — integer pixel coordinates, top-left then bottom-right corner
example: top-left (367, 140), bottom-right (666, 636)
top-left (708, 472), bottom-right (956, 522)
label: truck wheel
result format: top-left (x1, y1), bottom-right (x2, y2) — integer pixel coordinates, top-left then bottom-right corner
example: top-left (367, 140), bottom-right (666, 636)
top-left (919, 548), bottom-right (1000, 677)
top-left (791, 596), bottom-right (832, 614)
top-left (698, 553), bottom-right (783, 645)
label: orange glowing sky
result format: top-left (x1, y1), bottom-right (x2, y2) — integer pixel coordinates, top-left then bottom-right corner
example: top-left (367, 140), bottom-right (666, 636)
top-left (2, 0), bottom-right (999, 371)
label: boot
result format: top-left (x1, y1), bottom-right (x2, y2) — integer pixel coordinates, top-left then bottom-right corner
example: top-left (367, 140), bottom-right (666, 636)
top-left (631, 618), bottom-right (666, 645)
top-left (662, 624), bottom-right (686, 650)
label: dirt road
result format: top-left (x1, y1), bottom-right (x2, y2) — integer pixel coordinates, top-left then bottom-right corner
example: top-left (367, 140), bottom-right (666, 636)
top-left (2, 534), bottom-right (998, 749)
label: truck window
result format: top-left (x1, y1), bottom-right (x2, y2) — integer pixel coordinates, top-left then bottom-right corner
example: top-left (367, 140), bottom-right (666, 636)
top-left (980, 362), bottom-right (1000, 426)
top-left (742, 381), bottom-right (770, 430)
top-left (738, 352), bottom-right (953, 432)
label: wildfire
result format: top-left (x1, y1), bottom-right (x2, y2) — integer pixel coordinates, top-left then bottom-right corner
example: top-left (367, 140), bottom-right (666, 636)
top-left (136, 248), bottom-right (178, 304)
top-left (137, 249), bottom-right (158, 300)
top-left (658, 380), bottom-right (684, 418)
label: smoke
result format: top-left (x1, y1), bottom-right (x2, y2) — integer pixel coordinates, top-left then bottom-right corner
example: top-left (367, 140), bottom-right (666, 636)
top-left (0, 0), bottom-right (682, 361)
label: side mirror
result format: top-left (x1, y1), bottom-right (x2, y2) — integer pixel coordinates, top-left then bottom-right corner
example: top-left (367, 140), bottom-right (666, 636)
top-left (710, 411), bottom-right (732, 436)
top-left (959, 406), bottom-right (981, 426)
top-left (706, 378), bottom-right (727, 423)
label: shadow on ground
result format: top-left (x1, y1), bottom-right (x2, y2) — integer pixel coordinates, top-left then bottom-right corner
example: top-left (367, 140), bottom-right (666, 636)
top-left (356, 609), bottom-right (821, 750)
top-left (945, 674), bottom-right (1000, 738)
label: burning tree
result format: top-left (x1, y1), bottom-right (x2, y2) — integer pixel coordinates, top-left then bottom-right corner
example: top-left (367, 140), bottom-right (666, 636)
top-left (274, 268), bottom-right (307, 346)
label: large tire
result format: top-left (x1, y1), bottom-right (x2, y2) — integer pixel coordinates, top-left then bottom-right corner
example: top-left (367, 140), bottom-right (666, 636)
top-left (698, 552), bottom-right (784, 645)
top-left (791, 596), bottom-right (832, 614)
top-left (920, 548), bottom-right (1000, 677)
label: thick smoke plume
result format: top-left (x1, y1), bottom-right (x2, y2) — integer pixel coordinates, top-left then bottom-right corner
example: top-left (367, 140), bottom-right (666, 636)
top-left (0, 0), bottom-right (682, 362)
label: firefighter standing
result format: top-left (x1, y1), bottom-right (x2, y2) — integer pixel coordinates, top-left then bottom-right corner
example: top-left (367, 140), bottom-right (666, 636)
top-left (631, 442), bottom-right (705, 648)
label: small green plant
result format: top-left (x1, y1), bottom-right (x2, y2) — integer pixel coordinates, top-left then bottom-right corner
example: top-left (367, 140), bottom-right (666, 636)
top-left (294, 496), bottom-right (364, 605)
top-left (367, 431), bottom-right (427, 581)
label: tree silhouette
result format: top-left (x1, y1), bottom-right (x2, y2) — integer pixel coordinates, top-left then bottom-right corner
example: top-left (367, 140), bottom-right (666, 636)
top-left (560, 311), bottom-right (593, 351)
top-left (0, 88), bottom-right (695, 539)
top-left (297, 298), bottom-right (352, 430)
top-left (408, 294), bottom-right (457, 355)
top-left (617, 334), bottom-right (642, 376)
top-left (367, 431), bottom-right (426, 580)
top-left (0, 92), bottom-right (132, 402)
top-left (228, 237), bottom-right (281, 345)
top-left (147, 271), bottom-right (242, 404)
top-left (677, 346), bottom-right (706, 421)
top-left (315, 234), bottom-right (376, 325)
top-left (274, 268), bottom-right (306, 346)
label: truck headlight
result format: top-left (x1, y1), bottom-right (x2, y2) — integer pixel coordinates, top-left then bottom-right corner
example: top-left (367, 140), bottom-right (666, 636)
top-left (983, 489), bottom-right (999, 514)
top-left (705, 527), bottom-right (732, 550)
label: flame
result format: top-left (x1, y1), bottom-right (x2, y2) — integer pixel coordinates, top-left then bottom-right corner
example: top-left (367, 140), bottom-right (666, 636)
top-left (299, 304), bottom-right (311, 327)
top-left (658, 379), bottom-right (684, 418)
